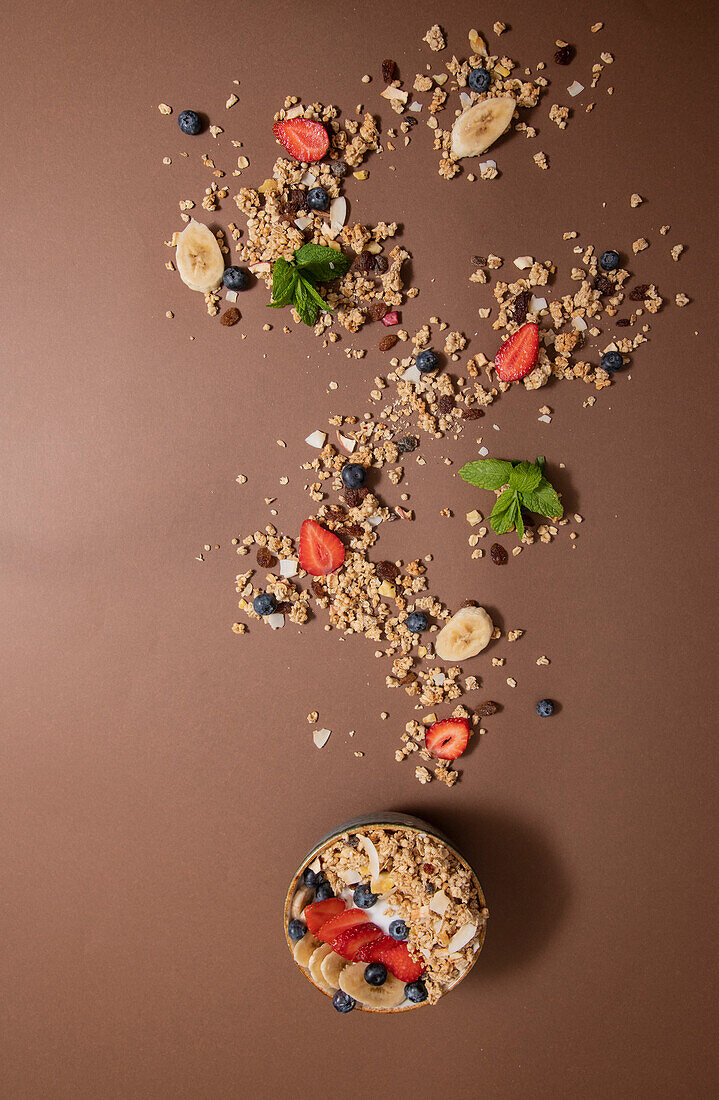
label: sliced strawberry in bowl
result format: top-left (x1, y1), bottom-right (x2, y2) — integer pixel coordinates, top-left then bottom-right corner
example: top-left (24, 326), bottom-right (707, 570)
top-left (362, 935), bottom-right (425, 982)
top-left (304, 897), bottom-right (345, 935)
top-left (494, 321), bottom-right (539, 382)
top-left (272, 118), bottom-right (329, 163)
top-left (425, 716), bottom-right (471, 760)
top-left (316, 907), bottom-right (369, 944)
top-left (298, 518), bottom-right (345, 576)
top-left (331, 922), bottom-right (383, 961)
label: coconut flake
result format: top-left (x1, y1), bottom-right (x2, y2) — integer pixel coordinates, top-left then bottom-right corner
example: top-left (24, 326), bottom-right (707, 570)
top-left (478, 159), bottom-right (497, 172)
top-left (308, 856), bottom-right (322, 873)
top-left (478, 445), bottom-right (489, 457)
top-left (336, 431), bottom-right (357, 454)
top-left (446, 921), bottom-right (478, 953)
top-left (513, 255), bottom-right (534, 270)
top-left (429, 889), bottom-right (450, 917)
top-left (538, 414), bottom-right (552, 424)
top-left (294, 215), bottom-right (313, 230)
top-left (225, 289), bottom-right (238, 303)
top-left (279, 558), bottom-right (298, 577)
top-left (367, 514), bottom-right (383, 526)
top-left (358, 835), bottom-right (381, 881)
top-left (285, 104), bottom-right (306, 119)
top-left (459, 91), bottom-right (473, 108)
top-left (572, 315), bottom-right (588, 331)
top-left (408, 100), bottom-right (423, 112)
top-left (433, 671), bottom-right (446, 686)
top-left (268, 613), bottom-right (285, 630)
top-left (381, 86), bottom-right (409, 104)
top-left (402, 364), bottom-right (422, 384)
top-left (603, 341), bottom-right (618, 353)
top-left (338, 867), bottom-right (362, 885)
top-left (305, 430), bottom-right (327, 448)
top-left (313, 728), bottom-right (331, 749)
top-left (530, 295), bottom-right (547, 311)
top-left (249, 262), bottom-right (270, 276)
top-left (567, 81), bottom-right (584, 97)
top-left (300, 169), bottom-right (316, 186)
top-left (329, 196), bottom-right (347, 234)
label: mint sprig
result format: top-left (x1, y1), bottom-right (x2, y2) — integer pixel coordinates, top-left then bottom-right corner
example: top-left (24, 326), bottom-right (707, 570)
top-left (269, 244), bottom-right (352, 327)
top-left (459, 455), bottom-right (563, 537)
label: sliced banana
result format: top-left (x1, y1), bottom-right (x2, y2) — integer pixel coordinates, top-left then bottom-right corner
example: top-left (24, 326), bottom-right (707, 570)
top-left (435, 605), bottom-right (493, 662)
top-left (338, 963), bottom-right (406, 1009)
top-left (451, 96), bottom-right (516, 158)
top-left (308, 944), bottom-right (335, 994)
top-left (176, 218), bottom-right (224, 292)
top-left (320, 950), bottom-right (348, 989)
top-left (290, 884), bottom-right (314, 920)
top-left (293, 932), bottom-right (321, 968)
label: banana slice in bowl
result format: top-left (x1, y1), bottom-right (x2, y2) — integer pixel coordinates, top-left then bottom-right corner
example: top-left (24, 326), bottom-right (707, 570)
top-left (434, 605), bottom-right (493, 661)
top-left (320, 950), bottom-right (348, 989)
top-left (292, 932), bottom-right (321, 968)
top-left (451, 96), bottom-right (516, 158)
top-left (176, 218), bottom-right (224, 292)
top-left (308, 944), bottom-right (335, 994)
top-left (339, 963), bottom-right (406, 1009)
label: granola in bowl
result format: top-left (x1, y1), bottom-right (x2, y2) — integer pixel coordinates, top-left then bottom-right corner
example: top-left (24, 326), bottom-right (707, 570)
top-left (285, 813), bottom-right (488, 1012)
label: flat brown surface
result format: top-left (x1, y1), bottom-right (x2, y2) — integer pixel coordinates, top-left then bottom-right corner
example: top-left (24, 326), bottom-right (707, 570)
top-left (3, 1), bottom-right (719, 1097)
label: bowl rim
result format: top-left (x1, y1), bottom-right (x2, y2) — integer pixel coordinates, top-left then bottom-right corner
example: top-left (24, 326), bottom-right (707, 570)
top-left (283, 812), bottom-right (487, 1013)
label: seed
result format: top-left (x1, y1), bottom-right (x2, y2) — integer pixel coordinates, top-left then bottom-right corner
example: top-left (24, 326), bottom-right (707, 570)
top-left (476, 700), bottom-right (499, 717)
top-left (490, 543), bottom-right (508, 565)
top-left (379, 334), bottom-right (398, 351)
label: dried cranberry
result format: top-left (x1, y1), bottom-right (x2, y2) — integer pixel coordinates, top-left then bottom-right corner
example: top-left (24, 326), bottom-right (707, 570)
top-left (256, 547), bottom-right (276, 568)
top-left (379, 334), bottom-right (398, 351)
top-left (629, 284), bottom-right (650, 301)
top-left (490, 543), bottom-right (508, 565)
top-left (594, 274), bottom-right (613, 295)
top-left (438, 394), bottom-right (455, 413)
top-left (343, 486), bottom-right (367, 507)
top-left (462, 407), bottom-right (485, 420)
top-left (366, 300), bottom-right (388, 322)
top-left (374, 256), bottom-right (389, 274)
top-left (376, 560), bottom-right (399, 581)
top-left (395, 435), bottom-right (419, 453)
top-left (382, 58), bottom-right (397, 83)
top-left (476, 700), bottom-right (499, 717)
top-left (554, 45), bottom-right (574, 65)
top-left (511, 290), bottom-right (531, 324)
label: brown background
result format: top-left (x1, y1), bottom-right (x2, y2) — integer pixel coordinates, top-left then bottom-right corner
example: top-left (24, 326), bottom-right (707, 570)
top-left (3, 1), bottom-right (718, 1096)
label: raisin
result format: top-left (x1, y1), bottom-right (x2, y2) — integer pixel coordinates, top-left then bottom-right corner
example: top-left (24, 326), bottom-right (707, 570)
top-left (352, 250), bottom-right (376, 274)
top-left (554, 44), bottom-right (574, 65)
top-left (374, 255), bottom-right (389, 274)
top-left (282, 186), bottom-right (305, 218)
top-left (438, 394), bottom-right (455, 414)
top-left (490, 543), bottom-right (508, 565)
top-left (395, 434), bottom-right (419, 453)
top-left (399, 672), bottom-right (417, 685)
top-left (382, 58), bottom-right (397, 83)
top-left (629, 283), bottom-right (650, 301)
top-left (376, 560), bottom-right (399, 581)
top-left (511, 289), bottom-right (531, 324)
top-left (471, 255), bottom-right (487, 266)
top-left (616, 318), bottom-right (631, 327)
top-left (594, 274), bottom-right (613, 295)
top-left (460, 599), bottom-right (479, 608)
top-left (311, 580), bottom-right (325, 599)
top-left (342, 523), bottom-right (363, 537)
top-left (462, 407), bottom-right (485, 420)
top-left (343, 486), bottom-right (367, 507)
top-left (477, 700), bottom-right (499, 717)
top-left (366, 300), bottom-right (388, 322)
top-left (256, 547), bottom-right (276, 568)
top-left (220, 307), bottom-right (240, 326)
top-left (379, 334), bottom-right (398, 351)
top-left (423, 863), bottom-right (435, 874)
top-left (275, 601), bottom-right (291, 614)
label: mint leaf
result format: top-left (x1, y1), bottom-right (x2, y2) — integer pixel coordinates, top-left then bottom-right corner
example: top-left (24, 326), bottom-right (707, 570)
top-left (459, 459), bottom-right (514, 490)
top-left (521, 477), bottom-right (563, 519)
top-left (298, 272), bottom-right (331, 313)
top-left (270, 258), bottom-right (298, 307)
top-left (490, 489), bottom-right (520, 534)
top-left (295, 243), bottom-right (352, 283)
top-left (509, 460), bottom-right (542, 493)
top-left (293, 277), bottom-right (319, 327)
top-left (535, 455), bottom-right (545, 472)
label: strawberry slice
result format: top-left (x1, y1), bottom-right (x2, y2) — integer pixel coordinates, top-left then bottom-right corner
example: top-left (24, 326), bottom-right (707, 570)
top-left (298, 518), bottom-right (345, 576)
top-left (304, 897), bottom-right (345, 935)
top-left (361, 935), bottom-right (425, 982)
top-left (316, 907), bottom-right (369, 944)
top-left (494, 321), bottom-right (539, 382)
top-left (425, 717), bottom-right (470, 760)
top-left (332, 922), bottom-right (383, 961)
top-left (272, 118), bottom-right (329, 163)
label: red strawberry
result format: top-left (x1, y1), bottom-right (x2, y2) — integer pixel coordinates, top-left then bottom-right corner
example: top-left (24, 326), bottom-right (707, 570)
top-left (304, 897), bottom-right (345, 935)
top-left (316, 907), bottom-right (369, 944)
top-left (298, 519), bottom-right (345, 576)
top-left (361, 935), bottom-right (425, 982)
top-left (332, 922), bottom-right (383, 961)
top-left (272, 118), bottom-right (329, 163)
top-left (494, 321), bottom-right (539, 382)
top-left (425, 717), bottom-right (470, 760)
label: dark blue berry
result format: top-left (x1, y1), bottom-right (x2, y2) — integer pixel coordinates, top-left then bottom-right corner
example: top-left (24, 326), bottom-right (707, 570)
top-left (536, 699), bottom-right (554, 718)
top-left (332, 989), bottom-right (356, 1013)
top-left (406, 611), bottom-right (428, 634)
top-left (599, 250), bottom-right (620, 272)
top-left (302, 867), bottom-right (320, 888)
top-left (331, 162), bottom-right (348, 178)
top-left (468, 67), bottom-right (491, 93)
top-left (223, 266), bottom-right (249, 291)
top-left (307, 186), bottom-right (330, 212)
top-left (341, 463), bottom-right (366, 489)
top-left (287, 919), bottom-right (306, 941)
top-left (315, 881), bottom-right (334, 902)
top-left (404, 979), bottom-right (428, 1003)
top-left (178, 110), bottom-right (202, 136)
top-left (389, 919), bottom-right (409, 941)
top-left (416, 349), bottom-right (439, 374)
top-left (253, 593), bottom-right (277, 617)
top-left (353, 883), bottom-right (378, 909)
top-left (601, 351), bottom-right (624, 373)
top-left (364, 962), bottom-right (387, 986)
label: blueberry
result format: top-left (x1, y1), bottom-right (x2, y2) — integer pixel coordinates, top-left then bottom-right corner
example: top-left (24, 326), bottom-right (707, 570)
top-left (353, 883), bottom-right (378, 909)
top-left (307, 186), bottom-right (330, 212)
top-left (333, 989), bottom-right (356, 1013)
top-left (599, 250), bottom-right (620, 272)
top-left (315, 881), bottom-right (334, 901)
top-left (536, 698), bottom-right (554, 718)
top-left (364, 962), bottom-right (387, 986)
top-left (468, 67), bottom-right (491, 93)
top-left (406, 611), bottom-right (428, 634)
top-left (223, 266), bottom-right (250, 291)
top-left (253, 593), bottom-right (277, 617)
top-left (389, 919), bottom-right (409, 941)
top-left (302, 867), bottom-right (319, 888)
top-left (416, 349), bottom-right (439, 374)
top-left (601, 351), bottom-right (624, 373)
top-left (288, 919), bottom-right (306, 941)
top-left (178, 110), bottom-right (202, 136)
top-left (404, 979), bottom-right (428, 1003)
top-left (331, 162), bottom-right (348, 178)
top-left (341, 463), bottom-right (366, 489)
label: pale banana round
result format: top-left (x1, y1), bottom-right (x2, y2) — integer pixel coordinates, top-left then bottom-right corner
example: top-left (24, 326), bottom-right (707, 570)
top-left (308, 943), bottom-right (335, 994)
top-left (290, 884), bottom-right (313, 920)
top-left (176, 218), bottom-right (224, 292)
top-left (434, 605), bottom-right (493, 662)
top-left (292, 932), bottom-right (321, 968)
top-left (320, 950), bottom-right (348, 989)
top-left (338, 963), bottom-right (406, 1009)
top-left (451, 96), bottom-right (516, 158)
